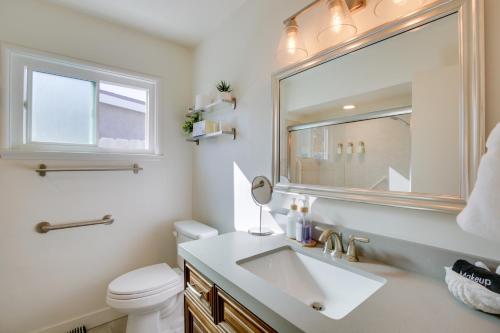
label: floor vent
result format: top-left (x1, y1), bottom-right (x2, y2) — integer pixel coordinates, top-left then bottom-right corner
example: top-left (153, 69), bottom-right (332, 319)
top-left (66, 326), bottom-right (87, 333)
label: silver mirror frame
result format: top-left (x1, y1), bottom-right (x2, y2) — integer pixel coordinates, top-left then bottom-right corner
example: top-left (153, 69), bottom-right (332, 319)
top-left (272, 0), bottom-right (485, 214)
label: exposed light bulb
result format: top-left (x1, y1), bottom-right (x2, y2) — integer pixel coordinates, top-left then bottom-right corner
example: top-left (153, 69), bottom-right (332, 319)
top-left (276, 19), bottom-right (308, 64)
top-left (287, 30), bottom-right (297, 55)
top-left (317, 0), bottom-right (357, 46)
top-left (332, 15), bottom-right (342, 33)
top-left (343, 105), bottom-right (356, 110)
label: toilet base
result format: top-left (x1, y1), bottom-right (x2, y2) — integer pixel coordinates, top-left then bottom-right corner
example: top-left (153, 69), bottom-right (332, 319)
top-left (126, 311), bottom-right (160, 333)
top-left (125, 292), bottom-right (184, 333)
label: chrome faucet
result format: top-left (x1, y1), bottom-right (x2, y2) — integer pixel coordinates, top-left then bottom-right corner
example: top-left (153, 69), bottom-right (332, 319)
top-left (317, 228), bottom-right (344, 259)
top-left (346, 235), bottom-right (370, 262)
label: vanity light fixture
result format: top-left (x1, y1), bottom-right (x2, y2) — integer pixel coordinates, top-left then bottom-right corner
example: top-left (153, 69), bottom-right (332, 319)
top-left (276, 18), bottom-right (308, 64)
top-left (374, 0), bottom-right (424, 19)
top-left (343, 104), bottom-right (356, 110)
top-left (277, 0), bottom-right (365, 63)
top-left (317, 0), bottom-right (358, 46)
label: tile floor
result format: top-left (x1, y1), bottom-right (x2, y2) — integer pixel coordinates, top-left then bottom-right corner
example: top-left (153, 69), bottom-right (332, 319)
top-left (87, 317), bottom-right (126, 333)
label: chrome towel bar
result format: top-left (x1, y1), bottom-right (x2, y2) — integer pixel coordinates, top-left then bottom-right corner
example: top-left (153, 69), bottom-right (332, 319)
top-left (36, 164), bottom-right (142, 177)
top-left (36, 215), bottom-right (114, 233)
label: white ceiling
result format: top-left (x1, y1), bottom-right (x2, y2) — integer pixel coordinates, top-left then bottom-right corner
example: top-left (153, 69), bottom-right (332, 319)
top-left (46, 0), bottom-right (247, 47)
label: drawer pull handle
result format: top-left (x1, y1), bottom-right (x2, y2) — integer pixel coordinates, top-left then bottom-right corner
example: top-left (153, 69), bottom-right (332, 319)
top-left (187, 282), bottom-right (203, 299)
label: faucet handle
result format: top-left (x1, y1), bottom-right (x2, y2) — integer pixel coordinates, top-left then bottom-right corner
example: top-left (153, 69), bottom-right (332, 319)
top-left (346, 235), bottom-right (369, 262)
top-left (316, 228), bottom-right (335, 254)
top-left (331, 231), bottom-right (344, 259)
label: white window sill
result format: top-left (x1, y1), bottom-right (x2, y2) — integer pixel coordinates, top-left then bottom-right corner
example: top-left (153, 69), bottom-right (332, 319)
top-left (0, 150), bottom-right (164, 161)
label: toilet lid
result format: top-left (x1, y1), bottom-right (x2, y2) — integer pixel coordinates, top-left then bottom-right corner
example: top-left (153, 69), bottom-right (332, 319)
top-left (108, 263), bottom-right (180, 295)
top-left (174, 220), bottom-right (218, 239)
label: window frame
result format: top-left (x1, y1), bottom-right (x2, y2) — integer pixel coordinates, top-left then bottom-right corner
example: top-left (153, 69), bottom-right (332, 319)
top-left (1, 44), bottom-right (161, 159)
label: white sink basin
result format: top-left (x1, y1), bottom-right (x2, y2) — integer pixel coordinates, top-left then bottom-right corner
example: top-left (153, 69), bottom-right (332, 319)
top-left (237, 246), bottom-right (386, 320)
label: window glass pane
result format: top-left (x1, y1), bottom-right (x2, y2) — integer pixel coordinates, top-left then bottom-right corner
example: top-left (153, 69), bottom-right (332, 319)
top-left (31, 71), bottom-right (96, 144)
top-left (98, 82), bottom-right (147, 150)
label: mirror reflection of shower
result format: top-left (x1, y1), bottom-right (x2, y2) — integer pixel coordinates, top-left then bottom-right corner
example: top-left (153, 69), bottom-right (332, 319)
top-left (390, 116), bottom-right (410, 127)
top-left (288, 108), bottom-right (412, 191)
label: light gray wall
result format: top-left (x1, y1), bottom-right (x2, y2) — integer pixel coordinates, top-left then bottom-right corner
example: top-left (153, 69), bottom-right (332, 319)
top-left (192, 0), bottom-right (500, 261)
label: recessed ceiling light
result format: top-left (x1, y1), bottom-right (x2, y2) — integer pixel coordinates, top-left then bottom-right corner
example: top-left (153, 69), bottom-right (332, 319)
top-left (343, 105), bottom-right (356, 110)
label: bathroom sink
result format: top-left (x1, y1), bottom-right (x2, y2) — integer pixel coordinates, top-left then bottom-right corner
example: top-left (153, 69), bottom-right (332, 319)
top-left (237, 246), bottom-right (386, 320)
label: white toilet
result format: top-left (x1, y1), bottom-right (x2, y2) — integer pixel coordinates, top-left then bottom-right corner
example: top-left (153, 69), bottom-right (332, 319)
top-left (106, 220), bottom-right (218, 333)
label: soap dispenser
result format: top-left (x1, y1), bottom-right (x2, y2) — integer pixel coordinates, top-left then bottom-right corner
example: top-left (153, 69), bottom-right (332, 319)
top-left (299, 199), bottom-right (313, 244)
top-left (286, 198), bottom-right (300, 239)
top-left (295, 201), bottom-right (304, 243)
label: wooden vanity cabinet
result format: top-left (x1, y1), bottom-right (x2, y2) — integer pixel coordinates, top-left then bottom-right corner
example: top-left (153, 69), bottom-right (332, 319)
top-left (185, 291), bottom-right (219, 333)
top-left (184, 262), bottom-right (277, 333)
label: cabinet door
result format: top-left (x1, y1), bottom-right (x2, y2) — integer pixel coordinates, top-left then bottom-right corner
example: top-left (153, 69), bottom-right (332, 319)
top-left (215, 287), bottom-right (277, 333)
top-left (185, 292), bottom-right (220, 333)
top-left (185, 262), bottom-right (215, 318)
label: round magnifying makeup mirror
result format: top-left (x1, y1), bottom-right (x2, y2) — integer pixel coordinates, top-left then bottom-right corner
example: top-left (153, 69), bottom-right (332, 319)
top-left (249, 176), bottom-right (274, 236)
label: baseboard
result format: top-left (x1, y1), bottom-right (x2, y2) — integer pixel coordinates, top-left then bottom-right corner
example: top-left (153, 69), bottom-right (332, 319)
top-left (31, 307), bottom-right (125, 333)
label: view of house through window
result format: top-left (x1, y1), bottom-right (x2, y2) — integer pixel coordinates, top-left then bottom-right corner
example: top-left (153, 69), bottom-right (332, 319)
top-left (98, 82), bottom-right (148, 150)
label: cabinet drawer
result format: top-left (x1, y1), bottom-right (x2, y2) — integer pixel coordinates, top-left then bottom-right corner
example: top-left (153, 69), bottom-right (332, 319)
top-left (185, 262), bottom-right (215, 317)
top-left (215, 286), bottom-right (277, 333)
top-left (185, 292), bottom-right (220, 333)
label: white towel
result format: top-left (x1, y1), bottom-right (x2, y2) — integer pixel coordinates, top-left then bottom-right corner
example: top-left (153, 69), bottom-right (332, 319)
top-left (444, 267), bottom-right (500, 314)
top-left (457, 123), bottom-right (500, 241)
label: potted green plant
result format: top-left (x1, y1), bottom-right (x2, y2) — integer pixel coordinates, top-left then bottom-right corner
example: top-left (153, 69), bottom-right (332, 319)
top-left (182, 113), bottom-right (202, 136)
top-left (216, 80), bottom-right (233, 101)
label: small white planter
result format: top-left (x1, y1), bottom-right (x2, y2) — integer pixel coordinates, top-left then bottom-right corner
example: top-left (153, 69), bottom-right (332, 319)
top-left (218, 92), bottom-right (232, 101)
top-left (195, 94), bottom-right (212, 110)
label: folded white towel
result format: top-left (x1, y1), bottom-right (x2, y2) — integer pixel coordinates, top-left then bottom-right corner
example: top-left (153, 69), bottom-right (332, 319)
top-left (445, 267), bottom-right (500, 314)
top-left (457, 123), bottom-right (500, 242)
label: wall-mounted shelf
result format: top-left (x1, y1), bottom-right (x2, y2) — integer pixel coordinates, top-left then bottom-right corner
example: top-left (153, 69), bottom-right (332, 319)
top-left (187, 129), bottom-right (236, 145)
top-left (187, 98), bottom-right (236, 116)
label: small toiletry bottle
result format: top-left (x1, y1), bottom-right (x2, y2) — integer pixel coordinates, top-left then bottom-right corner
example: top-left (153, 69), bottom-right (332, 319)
top-left (300, 203), bottom-right (312, 244)
top-left (295, 203), bottom-right (304, 243)
top-left (286, 199), bottom-right (299, 239)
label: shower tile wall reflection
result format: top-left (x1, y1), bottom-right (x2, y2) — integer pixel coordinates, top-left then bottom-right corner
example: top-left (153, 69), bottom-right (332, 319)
top-left (289, 115), bottom-right (411, 191)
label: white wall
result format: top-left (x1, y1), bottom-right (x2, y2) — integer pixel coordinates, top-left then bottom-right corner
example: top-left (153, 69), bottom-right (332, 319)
top-left (412, 65), bottom-right (460, 194)
top-left (193, 0), bottom-right (500, 261)
top-left (0, 1), bottom-right (193, 332)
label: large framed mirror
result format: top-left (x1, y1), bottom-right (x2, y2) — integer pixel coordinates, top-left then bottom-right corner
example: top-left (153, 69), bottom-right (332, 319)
top-left (272, 0), bottom-right (484, 213)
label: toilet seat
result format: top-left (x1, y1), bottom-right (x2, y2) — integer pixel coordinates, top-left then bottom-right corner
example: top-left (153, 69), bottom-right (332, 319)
top-left (106, 281), bottom-right (184, 313)
top-left (108, 263), bottom-right (180, 296)
top-left (107, 277), bottom-right (182, 300)
top-left (106, 264), bottom-right (183, 314)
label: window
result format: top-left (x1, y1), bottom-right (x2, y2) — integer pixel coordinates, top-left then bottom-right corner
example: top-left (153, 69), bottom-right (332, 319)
top-left (2, 45), bottom-right (159, 157)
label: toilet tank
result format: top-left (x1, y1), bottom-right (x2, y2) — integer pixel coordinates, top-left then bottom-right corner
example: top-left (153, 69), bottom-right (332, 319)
top-left (174, 220), bottom-right (218, 270)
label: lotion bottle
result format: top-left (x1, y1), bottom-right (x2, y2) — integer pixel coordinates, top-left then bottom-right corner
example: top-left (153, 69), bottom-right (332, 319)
top-left (300, 200), bottom-right (312, 244)
top-left (286, 199), bottom-right (299, 239)
top-left (295, 202), bottom-right (304, 242)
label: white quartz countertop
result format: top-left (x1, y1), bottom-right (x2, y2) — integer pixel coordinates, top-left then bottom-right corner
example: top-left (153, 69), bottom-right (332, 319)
top-left (179, 232), bottom-right (500, 333)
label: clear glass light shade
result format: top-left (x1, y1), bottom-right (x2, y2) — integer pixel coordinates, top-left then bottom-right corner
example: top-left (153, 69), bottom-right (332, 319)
top-left (276, 20), bottom-right (308, 64)
top-left (374, 0), bottom-right (424, 19)
top-left (317, 0), bottom-right (357, 46)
